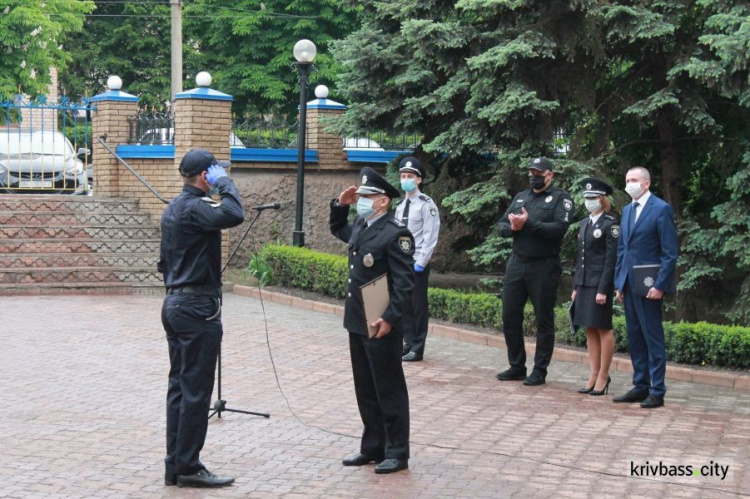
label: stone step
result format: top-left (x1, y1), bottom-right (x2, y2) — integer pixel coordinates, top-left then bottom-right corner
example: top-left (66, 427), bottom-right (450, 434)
top-left (0, 226), bottom-right (161, 240)
top-left (0, 195), bottom-right (142, 214)
top-left (0, 211), bottom-right (153, 226)
top-left (0, 239), bottom-right (161, 254)
top-left (0, 252), bottom-right (159, 268)
top-left (0, 267), bottom-right (163, 285)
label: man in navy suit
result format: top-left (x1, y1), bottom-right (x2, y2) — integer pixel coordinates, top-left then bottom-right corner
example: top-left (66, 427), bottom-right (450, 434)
top-left (613, 166), bottom-right (678, 409)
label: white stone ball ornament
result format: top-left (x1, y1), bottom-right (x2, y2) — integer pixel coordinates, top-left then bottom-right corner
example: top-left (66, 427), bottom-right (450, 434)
top-left (107, 76), bottom-right (123, 91)
top-left (196, 71), bottom-right (212, 88)
top-left (314, 85), bottom-right (329, 99)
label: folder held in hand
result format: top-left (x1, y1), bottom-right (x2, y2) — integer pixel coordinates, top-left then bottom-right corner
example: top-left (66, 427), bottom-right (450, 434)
top-left (360, 273), bottom-right (389, 338)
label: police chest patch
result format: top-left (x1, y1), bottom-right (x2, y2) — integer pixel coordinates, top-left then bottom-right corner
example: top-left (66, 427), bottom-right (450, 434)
top-left (429, 207), bottom-right (437, 217)
top-left (563, 199), bottom-right (572, 211)
top-left (593, 228), bottom-right (602, 239)
top-left (611, 225), bottom-right (620, 238)
top-left (545, 196), bottom-right (552, 203)
top-left (398, 236), bottom-right (412, 253)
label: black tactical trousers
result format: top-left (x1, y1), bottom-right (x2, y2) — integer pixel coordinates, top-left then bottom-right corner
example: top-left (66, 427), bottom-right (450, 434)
top-left (403, 263), bottom-right (431, 356)
top-left (502, 254), bottom-right (562, 376)
top-left (162, 294), bottom-right (222, 477)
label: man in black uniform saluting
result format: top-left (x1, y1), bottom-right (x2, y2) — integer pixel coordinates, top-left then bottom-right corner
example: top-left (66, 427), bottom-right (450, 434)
top-left (158, 149), bottom-right (244, 488)
top-left (495, 157), bottom-right (573, 386)
top-left (330, 167), bottom-right (415, 474)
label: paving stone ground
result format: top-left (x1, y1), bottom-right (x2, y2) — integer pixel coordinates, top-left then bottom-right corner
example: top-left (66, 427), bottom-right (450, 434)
top-left (1, 293), bottom-right (748, 498)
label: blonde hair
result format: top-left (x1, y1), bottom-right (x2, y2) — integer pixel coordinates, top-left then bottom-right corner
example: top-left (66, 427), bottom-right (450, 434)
top-left (600, 195), bottom-right (611, 213)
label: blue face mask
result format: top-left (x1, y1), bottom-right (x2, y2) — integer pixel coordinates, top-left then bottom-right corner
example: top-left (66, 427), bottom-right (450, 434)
top-left (400, 178), bottom-right (418, 193)
top-left (356, 197), bottom-right (376, 218)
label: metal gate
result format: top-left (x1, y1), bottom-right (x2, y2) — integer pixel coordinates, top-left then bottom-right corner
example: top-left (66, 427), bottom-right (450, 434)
top-left (0, 94), bottom-right (92, 195)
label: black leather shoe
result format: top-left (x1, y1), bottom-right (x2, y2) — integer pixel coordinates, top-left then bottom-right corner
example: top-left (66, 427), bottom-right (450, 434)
top-left (165, 474), bottom-right (176, 486)
top-left (402, 345), bottom-right (411, 356)
top-left (612, 389), bottom-right (649, 403)
top-left (374, 458), bottom-right (408, 474)
top-left (640, 395), bottom-right (664, 409)
top-left (523, 371), bottom-right (546, 386)
top-left (402, 352), bottom-right (423, 362)
top-left (176, 469), bottom-right (235, 488)
top-left (495, 368), bottom-right (527, 381)
top-left (342, 453), bottom-right (381, 466)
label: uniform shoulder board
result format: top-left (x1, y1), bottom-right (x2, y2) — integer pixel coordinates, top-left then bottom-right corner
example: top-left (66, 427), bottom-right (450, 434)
top-left (418, 194), bottom-right (432, 203)
top-left (604, 214), bottom-right (615, 220)
top-left (396, 198), bottom-right (406, 205)
top-left (200, 197), bottom-right (222, 208)
top-left (389, 218), bottom-right (405, 228)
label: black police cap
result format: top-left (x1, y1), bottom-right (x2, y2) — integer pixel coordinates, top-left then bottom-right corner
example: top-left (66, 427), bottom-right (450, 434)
top-left (580, 177), bottom-right (613, 197)
top-left (179, 149), bottom-right (231, 177)
top-left (398, 156), bottom-right (425, 178)
top-left (529, 157), bottom-right (554, 172)
top-left (355, 167), bottom-right (400, 199)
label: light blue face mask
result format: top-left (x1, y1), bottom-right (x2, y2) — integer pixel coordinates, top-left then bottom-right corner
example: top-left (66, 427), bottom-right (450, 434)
top-left (400, 178), bottom-right (417, 193)
top-left (356, 196), bottom-right (375, 218)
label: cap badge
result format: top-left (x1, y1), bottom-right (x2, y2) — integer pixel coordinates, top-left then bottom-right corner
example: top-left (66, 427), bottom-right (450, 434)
top-left (363, 254), bottom-right (374, 267)
top-left (362, 175), bottom-right (368, 184)
top-left (586, 183), bottom-right (592, 190)
top-left (534, 158), bottom-right (541, 164)
top-left (405, 161), bottom-right (412, 168)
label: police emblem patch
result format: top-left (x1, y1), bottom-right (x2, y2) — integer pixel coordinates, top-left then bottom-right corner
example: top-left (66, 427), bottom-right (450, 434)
top-left (405, 161), bottom-right (412, 168)
top-left (611, 225), bottom-right (620, 238)
top-left (534, 158), bottom-right (541, 164)
top-left (430, 207), bottom-right (437, 216)
top-left (564, 199), bottom-right (572, 211)
top-left (398, 236), bottom-right (412, 253)
top-left (593, 228), bottom-right (602, 239)
top-left (644, 276), bottom-right (655, 288)
top-left (545, 196), bottom-right (553, 203)
top-left (363, 254), bottom-right (374, 267)
top-left (362, 175), bottom-right (368, 184)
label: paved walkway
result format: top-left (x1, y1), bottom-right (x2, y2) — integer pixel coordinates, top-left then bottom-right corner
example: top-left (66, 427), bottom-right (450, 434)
top-left (1, 293), bottom-right (748, 498)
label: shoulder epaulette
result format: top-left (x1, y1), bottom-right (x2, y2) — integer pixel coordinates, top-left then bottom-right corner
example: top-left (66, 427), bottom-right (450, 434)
top-left (396, 198), bottom-right (406, 205)
top-left (389, 218), bottom-right (405, 228)
top-left (418, 194), bottom-right (432, 203)
top-left (200, 197), bottom-right (222, 208)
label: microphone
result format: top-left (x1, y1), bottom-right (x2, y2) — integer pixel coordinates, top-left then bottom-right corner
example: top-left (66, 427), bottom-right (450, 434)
top-left (254, 202), bottom-right (281, 211)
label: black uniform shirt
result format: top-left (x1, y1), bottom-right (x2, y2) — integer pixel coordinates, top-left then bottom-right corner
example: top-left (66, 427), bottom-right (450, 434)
top-left (497, 185), bottom-right (573, 258)
top-left (158, 177), bottom-right (245, 289)
top-left (329, 200), bottom-right (416, 336)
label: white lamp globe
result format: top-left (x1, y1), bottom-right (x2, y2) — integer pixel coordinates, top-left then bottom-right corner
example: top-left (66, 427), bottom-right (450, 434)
top-left (196, 71), bottom-right (212, 87)
top-left (314, 85), bottom-right (329, 99)
top-left (293, 39), bottom-right (317, 63)
top-left (107, 76), bottom-right (123, 91)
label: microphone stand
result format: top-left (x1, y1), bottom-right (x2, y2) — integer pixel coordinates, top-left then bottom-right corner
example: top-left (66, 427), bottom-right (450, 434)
top-left (209, 206), bottom-right (275, 420)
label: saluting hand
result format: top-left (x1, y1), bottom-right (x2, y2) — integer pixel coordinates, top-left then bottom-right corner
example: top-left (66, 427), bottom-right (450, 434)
top-left (339, 186), bottom-right (358, 206)
top-left (371, 318), bottom-right (392, 338)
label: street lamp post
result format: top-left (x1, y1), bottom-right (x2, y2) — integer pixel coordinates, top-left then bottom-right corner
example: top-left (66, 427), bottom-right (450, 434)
top-left (292, 39), bottom-right (316, 247)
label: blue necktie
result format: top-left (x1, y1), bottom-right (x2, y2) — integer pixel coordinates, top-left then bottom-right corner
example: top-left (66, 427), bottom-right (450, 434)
top-left (629, 201), bottom-right (638, 230)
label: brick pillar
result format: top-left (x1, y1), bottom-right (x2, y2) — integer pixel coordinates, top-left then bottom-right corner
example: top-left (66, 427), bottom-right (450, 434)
top-left (173, 76), bottom-right (234, 262)
top-left (305, 88), bottom-right (349, 170)
top-left (89, 78), bottom-right (139, 197)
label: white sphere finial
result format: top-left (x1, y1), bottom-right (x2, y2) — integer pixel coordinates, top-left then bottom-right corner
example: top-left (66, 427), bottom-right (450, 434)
top-left (314, 85), bottom-right (329, 99)
top-left (293, 39), bottom-right (317, 63)
top-left (196, 71), bottom-right (212, 87)
top-left (107, 75), bottom-right (122, 91)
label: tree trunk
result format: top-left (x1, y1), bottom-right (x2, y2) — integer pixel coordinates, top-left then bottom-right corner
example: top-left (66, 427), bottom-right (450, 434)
top-left (657, 105), bottom-right (682, 220)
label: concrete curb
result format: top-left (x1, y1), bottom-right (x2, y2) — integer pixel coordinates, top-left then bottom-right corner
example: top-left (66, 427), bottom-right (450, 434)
top-left (232, 284), bottom-right (750, 392)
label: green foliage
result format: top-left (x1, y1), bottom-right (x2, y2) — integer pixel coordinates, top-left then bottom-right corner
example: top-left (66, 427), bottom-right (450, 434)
top-left (248, 253), bottom-right (273, 287)
top-left (0, 0), bottom-right (95, 98)
top-left (260, 244), bottom-right (348, 298)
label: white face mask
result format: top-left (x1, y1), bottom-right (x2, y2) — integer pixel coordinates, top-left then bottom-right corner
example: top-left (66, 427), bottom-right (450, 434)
top-left (625, 181), bottom-right (644, 199)
top-left (584, 198), bottom-right (601, 213)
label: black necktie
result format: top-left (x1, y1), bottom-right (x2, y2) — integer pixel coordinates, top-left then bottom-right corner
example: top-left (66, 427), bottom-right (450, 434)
top-left (401, 199), bottom-right (411, 225)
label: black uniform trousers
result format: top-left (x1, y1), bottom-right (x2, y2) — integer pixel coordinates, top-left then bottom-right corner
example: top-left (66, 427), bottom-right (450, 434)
top-left (161, 294), bottom-right (223, 477)
top-left (502, 254), bottom-right (562, 376)
top-left (403, 263), bottom-right (430, 356)
top-left (348, 331), bottom-right (410, 460)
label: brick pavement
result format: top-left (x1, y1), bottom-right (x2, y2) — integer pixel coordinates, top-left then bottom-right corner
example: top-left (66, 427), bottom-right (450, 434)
top-left (1, 293), bottom-right (748, 498)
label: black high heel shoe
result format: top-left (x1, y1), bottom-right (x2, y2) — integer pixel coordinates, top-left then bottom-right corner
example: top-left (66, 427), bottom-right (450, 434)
top-left (577, 385), bottom-right (595, 394)
top-left (589, 376), bottom-right (611, 396)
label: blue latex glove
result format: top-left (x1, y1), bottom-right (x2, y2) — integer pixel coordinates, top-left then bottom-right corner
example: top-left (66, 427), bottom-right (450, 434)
top-left (414, 263), bottom-right (425, 272)
top-left (206, 164), bottom-right (228, 185)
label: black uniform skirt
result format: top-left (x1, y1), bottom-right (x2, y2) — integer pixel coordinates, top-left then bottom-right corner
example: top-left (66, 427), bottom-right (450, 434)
top-left (573, 286), bottom-right (613, 329)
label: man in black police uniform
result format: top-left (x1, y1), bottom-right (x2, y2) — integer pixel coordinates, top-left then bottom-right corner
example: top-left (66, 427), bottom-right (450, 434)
top-left (330, 167), bottom-right (415, 474)
top-left (495, 157), bottom-right (573, 386)
top-left (158, 149), bottom-right (244, 488)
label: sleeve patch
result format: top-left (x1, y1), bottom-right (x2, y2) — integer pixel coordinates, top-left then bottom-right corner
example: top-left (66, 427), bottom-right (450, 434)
top-left (611, 225), bottom-right (620, 238)
top-left (563, 199), bottom-right (572, 211)
top-left (398, 236), bottom-right (413, 253)
top-left (429, 207), bottom-right (437, 217)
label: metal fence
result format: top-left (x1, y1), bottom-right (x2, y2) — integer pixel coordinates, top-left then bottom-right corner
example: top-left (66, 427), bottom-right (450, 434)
top-left (232, 116), bottom-right (298, 149)
top-left (127, 110), bottom-right (174, 145)
top-left (0, 94), bottom-right (91, 194)
top-left (343, 131), bottom-right (420, 151)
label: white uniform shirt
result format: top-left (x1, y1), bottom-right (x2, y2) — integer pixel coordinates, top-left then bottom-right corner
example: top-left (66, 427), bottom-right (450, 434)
top-left (394, 189), bottom-right (441, 267)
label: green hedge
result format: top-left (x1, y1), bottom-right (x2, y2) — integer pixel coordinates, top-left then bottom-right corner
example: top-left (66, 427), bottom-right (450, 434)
top-left (259, 245), bottom-right (750, 369)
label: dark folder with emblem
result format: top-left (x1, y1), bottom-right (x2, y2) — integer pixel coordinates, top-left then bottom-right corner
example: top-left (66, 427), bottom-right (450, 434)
top-left (632, 264), bottom-right (661, 297)
top-left (361, 273), bottom-right (390, 338)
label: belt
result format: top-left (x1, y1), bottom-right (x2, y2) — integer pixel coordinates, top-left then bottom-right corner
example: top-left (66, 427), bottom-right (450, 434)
top-left (166, 285), bottom-right (221, 297)
top-left (514, 254), bottom-right (557, 263)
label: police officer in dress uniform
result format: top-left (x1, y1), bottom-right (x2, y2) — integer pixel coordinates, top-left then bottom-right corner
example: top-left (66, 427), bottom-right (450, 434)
top-left (495, 157), bottom-right (573, 386)
top-left (571, 178), bottom-right (619, 396)
top-left (158, 149), bottom-right (244, 488)
top-left (394, 157), bottom-right (441, 362)
top-left (330, 167), bottom-right (415, 474)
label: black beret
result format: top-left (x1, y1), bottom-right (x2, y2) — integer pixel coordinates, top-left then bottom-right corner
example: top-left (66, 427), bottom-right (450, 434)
top-left (580, 177), bottom-right (613, 197)
top-left (355, 167), bottom-right (400, 199)
top-left (179, 149), bottom-right (231, 176)
top-left (529, 157), bottom-right (554, 172)
top-left (398, 156), bottom-right (425, 177)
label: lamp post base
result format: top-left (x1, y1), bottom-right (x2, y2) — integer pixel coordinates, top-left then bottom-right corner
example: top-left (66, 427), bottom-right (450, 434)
top-left (293, 231), bottom-right (305, 247)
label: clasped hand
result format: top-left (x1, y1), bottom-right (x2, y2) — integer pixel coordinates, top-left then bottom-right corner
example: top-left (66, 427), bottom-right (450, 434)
top-left (509, 207), bottom-right (529, 231)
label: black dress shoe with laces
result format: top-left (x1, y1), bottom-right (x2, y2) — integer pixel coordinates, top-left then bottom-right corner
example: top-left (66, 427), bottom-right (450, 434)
top-left (523, 371), bottom-right (546, 386)
top-left (342, 453), bottom-right (382, 466)
top-left (374, 458), bottom-right (408, 474)
top-left (640, 395), bottom-right (665, 409)
top-left (176, 469), bottom-right (235, 488)
top-left (495, 368), bottom-right (527, 381)
top-left (612, 389), bottom-right (649, 403)
top-left (402, 351), bottom-right (423, 362)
